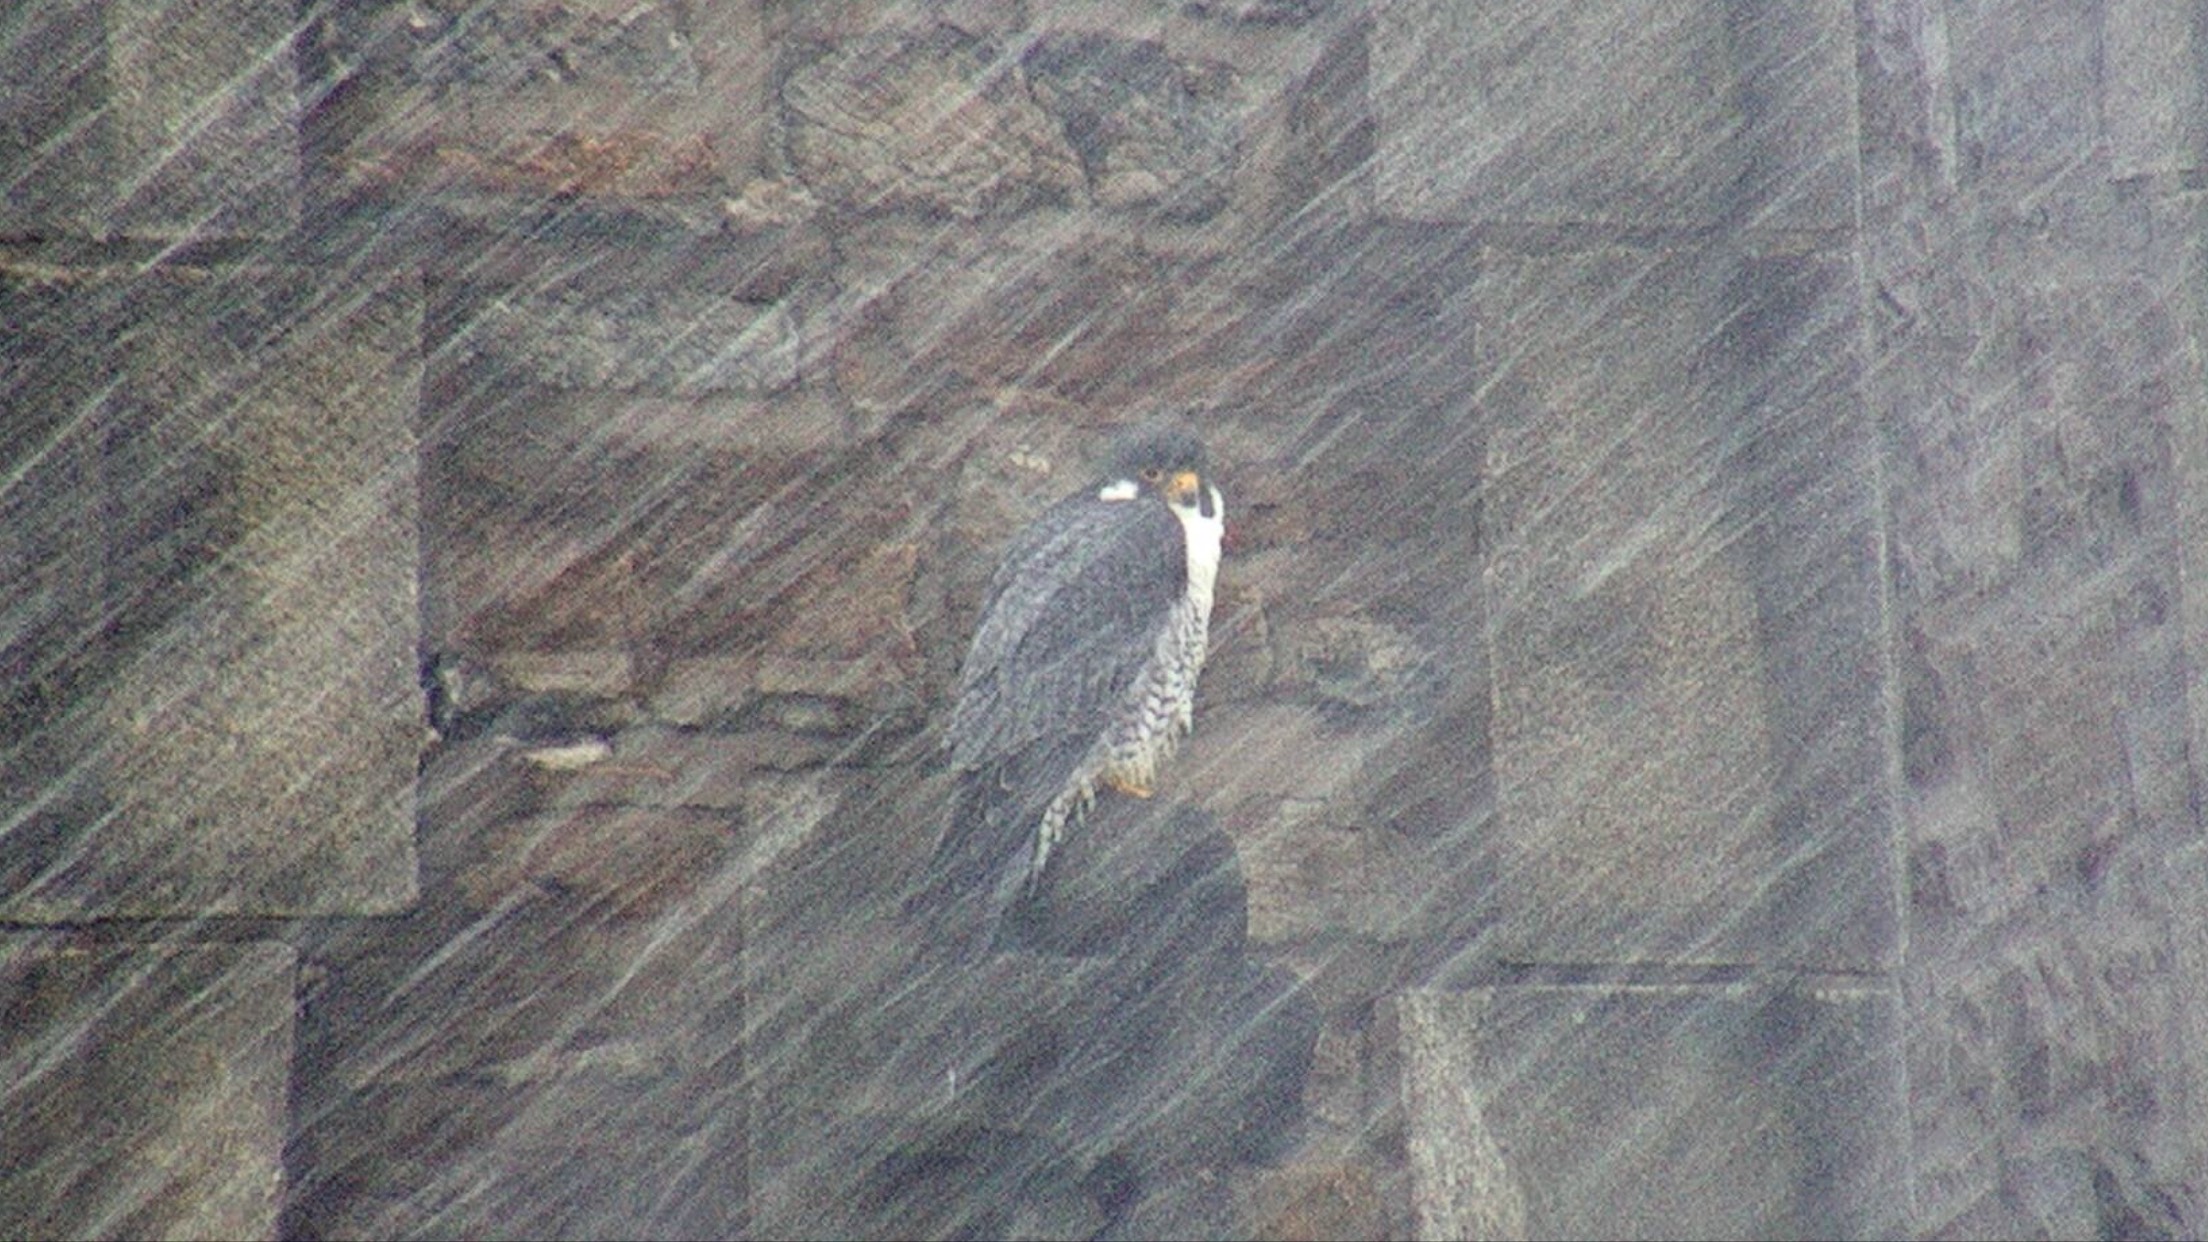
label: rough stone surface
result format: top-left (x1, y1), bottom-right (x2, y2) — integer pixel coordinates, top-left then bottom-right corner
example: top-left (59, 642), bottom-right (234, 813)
top-left (744, 762), bottom-right (1318, 1239)
top-left (1477, 245), bottom-right (1889, 969)
top-left (454, 286), bottom-right (801, 397)
top-left (1025, 34), bottom-right (1244, 220)
top-left (823, 215), bottom-right (1249, 414)
top-left (2181, 196), bottom-right (2208, 905)
top-left (419, 327), bottom-right (891, 678)
top-left (283, 740), bottom-right (751, 1240)
top-left (0, 939), bottom-right (296, 1240)
top-left (1, 268), bottom-right (422, 919)
top-left (1178, 704), bottom-right (1480, 950)
top-left (1186, 0), bottom-right (1332, 23)
top-left (325, 0), bottom-right (766, 200)
top-left (2104, 0), bottom-right (2208, 178)
top-left (1244, 1161), bottom-right (1398, 1242)
top-left (1941, 0), bottom-right (2103, 178)
top-left (782, 27), bottom-right (1084, 218)
top-left (1385, 984), bottom-right (1906, 1240)
top-left (461, 805), bottom-right (742, 916)
top-left (10, 0), bottom-right (2208, 1237)
top-left (1368, 0), bottom-right (1856, 228)
top-left (1857, 3), bottom-right (2208, 1226)
top-left (290, 912), bottom-right (749, 1240)
top-left (0, 0), bottom-right (301, 239)
top-left (1874, 180), bottom-right (2208, 1238)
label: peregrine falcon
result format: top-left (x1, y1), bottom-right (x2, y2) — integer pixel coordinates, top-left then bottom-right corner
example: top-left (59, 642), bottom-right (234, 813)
top-left (910, 427), bottom-right (1225, 937)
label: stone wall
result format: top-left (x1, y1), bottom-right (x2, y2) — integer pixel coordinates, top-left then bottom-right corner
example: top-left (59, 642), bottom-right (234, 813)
top-left (3, 1), bottom-right (2204, 1238)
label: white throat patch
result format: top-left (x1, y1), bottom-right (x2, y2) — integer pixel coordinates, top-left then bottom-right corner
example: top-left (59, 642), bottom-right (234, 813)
top-left (1170, 483), bottom-right (1225, 616)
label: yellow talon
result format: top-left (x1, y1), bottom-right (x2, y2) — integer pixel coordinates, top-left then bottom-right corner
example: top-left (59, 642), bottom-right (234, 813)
top-left (1104, 771), bottom-right (1154, 798)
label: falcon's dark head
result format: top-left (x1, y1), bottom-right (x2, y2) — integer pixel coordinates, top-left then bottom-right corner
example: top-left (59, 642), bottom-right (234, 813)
top-left (1099, 426), bottom-right (1218, 519)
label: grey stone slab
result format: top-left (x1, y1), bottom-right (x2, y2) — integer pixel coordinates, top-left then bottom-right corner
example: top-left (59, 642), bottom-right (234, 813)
top-left (1912, 602), bottom-right (2145, 886)
top-left (1872, 187), bottom-right (2186, 609)
top-left (0, 298), bottom-right (106, 773)
top-left (1873, 183), bottom-right (2208, 1238)
top-left (1942, 0), bottom-right (2107, 178)
top-left (0, 0), bottom-right (300, 240)
top-left (285, 875), bottom-right (749, 1240)
top-left (1368, 0), bottom-right (1855, 229)
top-left (285, 722), bottom-right (751, 1239)
top-left (741, 752), bottom-right (1318, 1239)
top-left (1, 268), bottom-right (422, 918)
top-left (1901, 823), bottom-right (2208, 1237)
top-left (1385, 984), bottom-right (1906, 1241)
top-left (2181, 194), bottom-right (2208, 856)
top-left (1476, 245), bottom-right (1892, 970)
top-left (0, 2), bottom-right (108, 232)
top-left (2104, 0), bottom-right (2208, 178)
top-left (0, 938), bottom-right (295, 1241)
top-left (1874, 185), bottom-right (2196, 827)
top-left (1185, 0), bottom-right (1331, 23)
top-left (1855, 0), bottom-right (1962, 209)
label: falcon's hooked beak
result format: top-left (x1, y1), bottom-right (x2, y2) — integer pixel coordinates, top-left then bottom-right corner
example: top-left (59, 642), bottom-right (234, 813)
top-left (1164, 470), bottom-right (1216, 519)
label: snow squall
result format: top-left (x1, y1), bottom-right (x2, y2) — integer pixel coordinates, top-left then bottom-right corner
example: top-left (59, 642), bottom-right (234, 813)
top-left (4, 2), bottom-right (2207, 1238)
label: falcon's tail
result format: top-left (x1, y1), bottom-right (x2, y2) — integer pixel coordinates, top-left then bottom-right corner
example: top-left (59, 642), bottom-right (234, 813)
top-left (905, 749), bottom-right (1077, 955)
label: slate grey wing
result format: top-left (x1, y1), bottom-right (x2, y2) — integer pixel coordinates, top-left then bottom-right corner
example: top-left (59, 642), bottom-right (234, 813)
top-left (909, 493), bottom-right (1189, 933)
top-left (950, 493), bottom-right (1190, 771)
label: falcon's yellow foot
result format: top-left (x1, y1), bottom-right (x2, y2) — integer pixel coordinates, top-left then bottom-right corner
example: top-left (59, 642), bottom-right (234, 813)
top-left (1103, 771), bottom-right (1155, 798)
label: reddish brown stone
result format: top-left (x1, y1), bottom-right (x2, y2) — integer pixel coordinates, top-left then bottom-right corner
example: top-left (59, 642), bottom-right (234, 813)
top-left (782, 27), bottom-right (1082, 218)
top-left (641, 447), bottom-right (915, 657)
top-left (1202, 576), bottom-right (1278, 704)
top-left (438, 520), bottom-right (646, 654)
top-left (520, 726), bottom-right (822, 809)
top-left (1246, 1162), bottom-right (1394, 1242)
top-left (826, 218), bottom-right (1254, 409)
top-left (766, 541), bottom-right (922, 661)
top-left (0, 941), bottom-right (296, 1240)
top-left (328, 1), bottom-right (768, 202)
top-left (463, 805), bottom-right (738, 917)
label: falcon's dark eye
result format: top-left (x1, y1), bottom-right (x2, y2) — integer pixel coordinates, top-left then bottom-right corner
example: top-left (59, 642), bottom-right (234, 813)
top-left (1139, 466), bottom-right (1163, 482)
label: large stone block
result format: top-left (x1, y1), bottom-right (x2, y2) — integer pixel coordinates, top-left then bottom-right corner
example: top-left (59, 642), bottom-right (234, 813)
top-left (452, 285), bottom-right (801, 398)
top-left (1873, 183), bottom-right (2208, 1238)
top-left (1855, 0), bottom-right (1961, 207)
top-left (1874, 189), bottom-right (2190, 610)
top-left (1, 268), bottom-right (422, 918)
top-left (1875, 185), bottom-right (2195, 826)
top-left (2104, 0), bottom-right (2208, 178)
top-left (1942, 0), bottom-right (2107, 179)
top-left (0, 938), bottom-right (296, 1240)
top-left (288, 885), bottom-right (749, 1239)
top-left (1477, 245), bottom-right (1891, 969)
top-left (828, 217), bottom-right (1239, 410)
top-left (295, 1066), bottom-right (745, 1241)
top-left (1368, 0), bottom-right (1855, 228)
top-left (748, 880), bottom-right (1315, 1239)
top-left (1910, 603), bottom-right (2149, 896)
top-left (782, 27), bottom-right (1084, 218)
top-left (286, 731), bottom-right (753, 1238)
top-left (419, 382), bottom-right (857, 667)
top-left (2177, 194), bottom-right (2208, 851)
top-left (1024, 34), bottom-right (1245, 220)
top-left (1177, 704), bottom-right (1485, 957)
top-left (327, 0), bottom-right (766, 200)
top-left (1384, 984), bottom-right (1906, 1240)
top-left (0, 0), bottom-right (300, 239)
top-left (1901, 842), bottom-right (2208, 1237)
